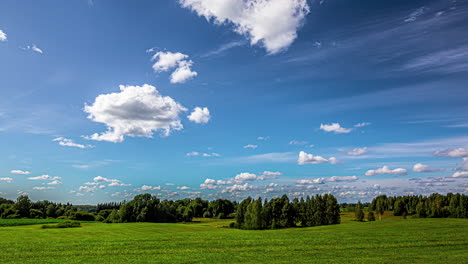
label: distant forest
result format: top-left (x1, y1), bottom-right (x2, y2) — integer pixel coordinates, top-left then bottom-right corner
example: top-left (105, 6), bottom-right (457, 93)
top-left (0, 193), bottom-right (467, 230)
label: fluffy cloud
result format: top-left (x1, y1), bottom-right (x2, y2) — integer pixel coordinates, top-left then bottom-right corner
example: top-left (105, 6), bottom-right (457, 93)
top-left (365, 166), bottom-right (407, 176)
top-left (320, 123), bottom-right (352, 134)
top-left (187, 107), bottom-right (211, 123)
top-left (92, 176), bottom-right (130, 187)
top-left (33, 187), bottom-right (55, 190)
top-left (177, 186), bottom-right (190, 190)
top-left (347, 147), bottom-right (368, 156)
top-left (261, 171), bottom-right (282, 177)
top-left (84, 84), bottom-right (187, 143)
top-left (0, 30), bottom-right (7, 42)
top-left (10, 170), bottom-right (31, 175)
top-left (48, 180), bottom-right (62, 185)
top-left (433, 148), bottom-right (468, 158)
top-left (452, 171), bottom-right (468, 178)
top-left (243, 144), bottom-right (258, 149)
top-left (221, 183), bottom-right (253, 193)
top-left (53, 137), bottom-right (93, 149)
top-left (0, 178), bottom-right (13, 183)
top-left (412, 163), bottom-right (444, 173)
top-left (139, 185), bottom-right (161, 191)
top-left (28, 175), bottom-right (61, 181)
top-left (234, 172), bottom-right (257, 181)
top-left (298, 151), bottom-right (338, 165)
top-left (170, 60), bottom-right (198, 83)
top-left (297, 176), bottom-right (358, 185)
top-left (151, 51), bottom-right (197, 83)
top-left (179, 0), bottom-right (310, 54)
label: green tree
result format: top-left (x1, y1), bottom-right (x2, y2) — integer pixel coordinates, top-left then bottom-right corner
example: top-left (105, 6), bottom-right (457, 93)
top-left (367, 211), bottom-right (376, 221)
top-left (355, 201), bottom-right (364, 221)
top-left (15, 195), bottom-right (31, 218)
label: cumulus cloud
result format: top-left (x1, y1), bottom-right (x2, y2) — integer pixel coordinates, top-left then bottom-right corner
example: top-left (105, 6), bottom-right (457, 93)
top-left (170, 60), bottom-right (198, 83)
top-left (179, 0), bottom-right (310, 54)
top-left (138, 185), bottom-right (161, 191)
top-left (261, 171), bottom-right (282, 177)
top-left (243, 144), bottom-right (258, 149)
top-left (151, 51), bottom-right (197, 83)
top-left (0, 30), bottom-right (7, 41)
top-left (48, 180), bottom-right (62, 185)
top-left (365, 166), bottom-right (407, 176)
top-left (53, 137), bottom-right (93, 149)
top-left (297, 151), bottom-right (338, 165)
top-left (320, 123), bottom-right (352, 134)
top-left (33, 187), bottom-right (55, 190)
top-left (10, 170), bottom-right (31, 175)
top-left (297, 176), bottom-right (358, 185)
top-left (452, 171), bottom-right (468, 178)
top-left (187, 107), bottom-right (211, 123)
top-left (412, 163), bottom-right (444, 173)
top-left (28, 175), bottom-right (61, 181)
top-left (433, 148), bottom-right (468, 158)
top-left (221, 183), bottom-right (253, 193)
top-left (177, 186), bottom-right (190, 190)
top-left (83, 84), bottom-right (187, 143)
top-left (0, 177), bottom-right (13, 183)
top-left (234, 172), bottom-right (258, 181)
top-left (347, 147), bottom-right (368, 156)
top-left (91, 176), bottom-right (130, 187)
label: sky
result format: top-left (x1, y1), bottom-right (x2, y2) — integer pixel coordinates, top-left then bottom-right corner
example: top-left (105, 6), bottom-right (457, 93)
top-left (0, 0), bottom-right (467, 204)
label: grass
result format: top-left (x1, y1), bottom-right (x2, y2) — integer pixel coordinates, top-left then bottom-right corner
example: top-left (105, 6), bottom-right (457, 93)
top-left (40, 221), bottom-right (81, 229)
top-left (0, 218), bottom-right (80, 227)
top-left (0, 213), bottom-right (467, 263)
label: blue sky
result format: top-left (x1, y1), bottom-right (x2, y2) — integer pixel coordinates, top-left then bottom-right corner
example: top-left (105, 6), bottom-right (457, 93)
top-left (0, 0), bottom-right (467, 204)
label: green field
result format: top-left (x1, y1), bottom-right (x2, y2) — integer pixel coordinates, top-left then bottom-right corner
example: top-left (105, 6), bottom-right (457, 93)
top-left (0, 213), bottom-right (467, 263)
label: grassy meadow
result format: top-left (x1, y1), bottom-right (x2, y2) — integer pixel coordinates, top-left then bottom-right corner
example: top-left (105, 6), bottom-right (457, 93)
top-left (0, 213), bottom-right (467, 264)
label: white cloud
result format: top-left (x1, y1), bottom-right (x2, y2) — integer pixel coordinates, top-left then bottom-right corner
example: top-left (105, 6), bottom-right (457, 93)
top-left (0, 30), bottom-right (7, 42)
top-left (243, 144), bottom-right (258, 149)
top-left (20, 44), bottom-right (43, 54)
top-left (328, 176), bottom-right (359, 182)
top-left (186, 151), bottom-right (220, 157)
top-left (33, 187), bottom-right (55, 190)
top-left (186, 151), bottom-right (200, 156)
top-left (152, 51), bottom-right (188, 72)
top-left (261, 171), bottom-right (282, 177)
top-left (354, 122), bottom-right (371, 128)
top-left (452, 171), bottom-right (468, 178)
top-left (83, 84), bottom-right (187, 143)
top-left (10, 170), bottom-right (31, 175)
top-left (0, 177), bottom-right (13, 183)
top-left (91, 176), bottom-right (130, 187)
top-left (404, 6), bottom-right (427, 23)
top-left (433, 148), bottom-right (468, 158)
top-left (257, 136), bottom-right (270, 140)
top-left (365, 166), bottom-right (407, 176)
top-left (347, 147), bottom-right (368, 156)
top-left (151, 51), bottom-right (197, 83)
top-left (297, 151), bottom-right (338, 165)
top-left (177, 186), bottom-right (190, 190)
top-left (234, 172), bottom-right (257, 181)
top-left (187, 107), bottom-right (210, 124)
top-left (297, 178), bottom-right (325, 184)
top-left (297, 176), bottom-right (358, 185)
top-left (456, 158), bottom-right (468, 171)
top-left (79, 186), bottom-right (96, 193)
top-left (139, 185), bottom-right (161, 191)
top-left (320, 123), bottom-right (352, 134)
top-left (28, 175), bottom-right (60, 181)
top-left (289, 140), bottom-right (308, 145)
top-left (412, 163), bottom-right (444, 173)
top-left (170, 60), bottom-right (198, 83)
top-left (179, 0), bottom-right (310, 54)
top-left (48, 180), bottom-right (62, 185)
top-left (53, 137), bottom-right (93, 149)
top-left (221, 183), bottom-right (253, 193)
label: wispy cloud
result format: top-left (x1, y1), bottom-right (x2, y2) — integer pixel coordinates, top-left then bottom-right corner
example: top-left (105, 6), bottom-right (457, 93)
top-left (201, 40), bottom-right (246, 58)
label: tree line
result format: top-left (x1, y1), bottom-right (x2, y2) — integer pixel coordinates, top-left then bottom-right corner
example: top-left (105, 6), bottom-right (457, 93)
top-left (235, 194), bottom-right (341, 229)
top-left (369, 193), bottom-right (468, 219)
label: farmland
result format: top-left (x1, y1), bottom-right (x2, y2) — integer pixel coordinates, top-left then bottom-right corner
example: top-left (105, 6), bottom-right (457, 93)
top-left (0, 213), bottom-right (467, 264)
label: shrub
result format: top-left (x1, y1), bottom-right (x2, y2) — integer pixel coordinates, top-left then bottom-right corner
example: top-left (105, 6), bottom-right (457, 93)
top-left (41, 221), bottom-right (81, 229)
top-left (367, 211), bottom-right (376, 221)
top-left (73, 211), bottom-right (95, 221)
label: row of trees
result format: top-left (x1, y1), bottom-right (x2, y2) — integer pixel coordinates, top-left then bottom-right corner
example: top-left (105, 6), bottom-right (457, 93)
top-left (0, 196), bottom-right (82, 219)
top-left (235, 194), bottom-right (341, 230)
top-left (370, 193), bottom-right (468, 219)
top-left (102, 195), bottom-right (236, 223)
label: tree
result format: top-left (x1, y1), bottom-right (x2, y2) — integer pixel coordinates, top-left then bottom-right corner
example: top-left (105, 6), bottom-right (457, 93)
top-left (367, 211), bottom-right (376, 221)
top-left (15, 195), bottom-right (31, 218)
top-left (355, 201), bottom-right (364, 222)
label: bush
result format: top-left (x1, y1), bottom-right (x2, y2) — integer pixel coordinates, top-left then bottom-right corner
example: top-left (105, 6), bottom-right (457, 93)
top-left (202, 211), bottom-right (211, 218)
top-left (73, 211), bottom-right (95, 221)
top-left (57, 216), bottom-right (68, 220)
top-left (6, 214), bottom-right (20, 219)
top-left (367, 211), bottom-right (376, 221)
top-left (41, 221), bottom-right (81, 229)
